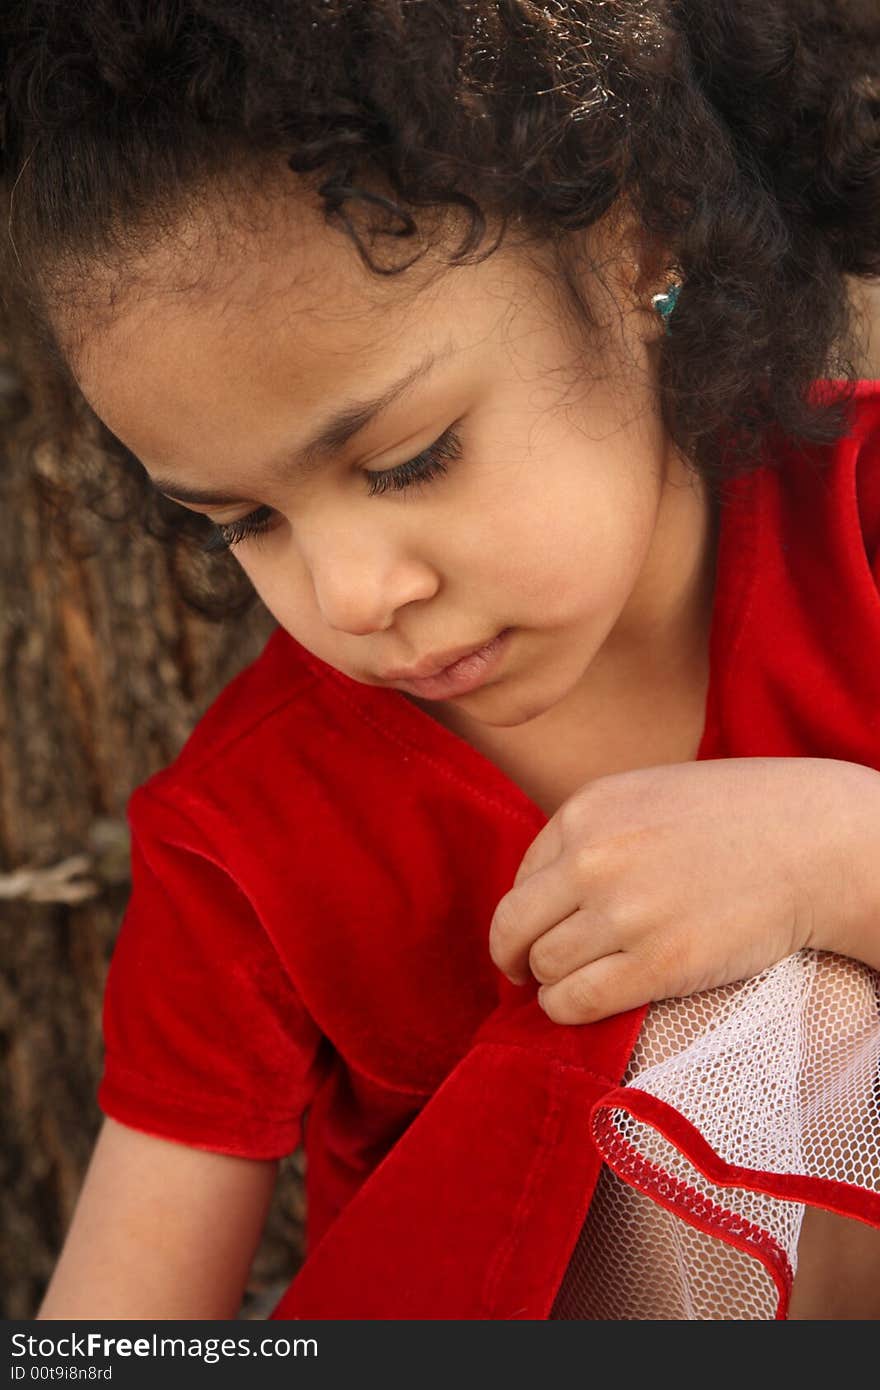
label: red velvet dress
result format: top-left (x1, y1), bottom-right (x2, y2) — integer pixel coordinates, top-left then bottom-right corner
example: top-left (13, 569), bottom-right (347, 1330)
top-left (98, 381), bottom-right (880, 1319)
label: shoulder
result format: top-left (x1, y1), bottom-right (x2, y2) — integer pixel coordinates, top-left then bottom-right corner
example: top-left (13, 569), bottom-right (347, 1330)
top-left (848, 380), bottom-right (880, 562)
top-left (733, 378), bottom-right (880, 762)
top-left (806, 377), bottom-right (880, 517)
top-left (760, 379), bottom-right (880, 564)
top-left (811, 378), bottom-right (880, 583)
top-left (157, 624), bottom-right (319, 778)
top-left (125, 624), bottom-right (419, 888)
top-left (131, 628), bottom-right (336, 850)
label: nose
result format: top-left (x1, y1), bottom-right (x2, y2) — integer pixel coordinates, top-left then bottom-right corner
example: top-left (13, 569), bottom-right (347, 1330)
top-left (306, 528), bottom-right (439, 636)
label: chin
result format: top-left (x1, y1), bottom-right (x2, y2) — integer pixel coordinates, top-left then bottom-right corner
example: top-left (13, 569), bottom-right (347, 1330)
top-left (465, 682), bottom-right (561, 730)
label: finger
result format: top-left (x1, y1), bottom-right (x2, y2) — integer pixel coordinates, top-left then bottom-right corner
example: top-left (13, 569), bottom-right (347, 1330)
top-left (536, 952), bottom-right (655, 1026)
top-left (527, 909), bottom-right (624, 986)
top-left (511, 813), bottom-right (566, 889)
top-left (489, 854), bottom-right (583, 984)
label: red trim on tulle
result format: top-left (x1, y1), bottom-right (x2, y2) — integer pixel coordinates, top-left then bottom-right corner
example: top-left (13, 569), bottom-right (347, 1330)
top-left (591, 1086), bottom-right (880, 1320)
top-left (591, 1106), bottom-right (792, 1318)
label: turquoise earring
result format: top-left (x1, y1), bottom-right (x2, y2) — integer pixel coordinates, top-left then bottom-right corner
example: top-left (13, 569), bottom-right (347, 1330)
top-left (651, 279), bottom-right (681, 334)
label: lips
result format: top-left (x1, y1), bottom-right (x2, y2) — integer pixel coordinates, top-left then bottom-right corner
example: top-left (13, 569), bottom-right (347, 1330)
top-left (386, 629), bottom-right (513, 701)
top-left (382, 633), bottom-right (506, 682)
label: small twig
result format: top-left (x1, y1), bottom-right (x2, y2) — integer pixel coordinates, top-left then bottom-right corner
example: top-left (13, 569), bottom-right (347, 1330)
top-left (0, 854), bottom-right (101, 905)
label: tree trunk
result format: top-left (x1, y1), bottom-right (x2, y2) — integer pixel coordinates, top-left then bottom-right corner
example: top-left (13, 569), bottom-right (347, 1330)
top-left (0, 321), bottom-right (303, 1319)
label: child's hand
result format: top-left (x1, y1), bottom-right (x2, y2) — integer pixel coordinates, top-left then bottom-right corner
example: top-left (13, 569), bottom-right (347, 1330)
top-left (488, 757), bottom-right (880, 1024)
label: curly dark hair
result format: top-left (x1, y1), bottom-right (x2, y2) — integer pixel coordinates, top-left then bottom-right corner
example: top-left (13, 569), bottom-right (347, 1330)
top-left (1, 0), bottom-right (879, 620)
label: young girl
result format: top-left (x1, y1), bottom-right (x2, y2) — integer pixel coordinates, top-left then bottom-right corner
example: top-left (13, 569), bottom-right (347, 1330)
top-left (4, 0), bottom-right (880, 1320)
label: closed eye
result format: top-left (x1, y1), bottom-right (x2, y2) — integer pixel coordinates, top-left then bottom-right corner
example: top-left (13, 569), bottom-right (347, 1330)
top-left (200, 423), bottom-right (464, 553)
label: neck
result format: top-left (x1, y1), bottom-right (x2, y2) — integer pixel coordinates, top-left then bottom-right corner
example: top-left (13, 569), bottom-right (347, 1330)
top-left (595, 454), bottom-right (720, 694)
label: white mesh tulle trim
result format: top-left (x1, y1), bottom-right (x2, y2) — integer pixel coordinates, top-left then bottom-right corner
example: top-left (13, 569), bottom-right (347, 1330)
top-left (550, 950), bottom-right (880, 1320)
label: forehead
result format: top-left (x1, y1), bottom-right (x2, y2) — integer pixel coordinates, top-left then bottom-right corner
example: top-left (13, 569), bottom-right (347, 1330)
top-left (52, 175), bottom-right (560, 505)
top-left (53, 175), bottom-right (489, 481)
top-left (65, 174), bottom-right (446, 387)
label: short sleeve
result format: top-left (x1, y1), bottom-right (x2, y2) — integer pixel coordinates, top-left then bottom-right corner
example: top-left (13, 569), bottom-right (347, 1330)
top-left (98, 784), bottom-right (333, 1159)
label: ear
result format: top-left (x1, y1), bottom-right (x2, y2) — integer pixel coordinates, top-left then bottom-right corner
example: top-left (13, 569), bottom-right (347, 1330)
top-left (595, 194), bottom-right (678, 322)
top-left (630, 236), bottom-right (681, 327)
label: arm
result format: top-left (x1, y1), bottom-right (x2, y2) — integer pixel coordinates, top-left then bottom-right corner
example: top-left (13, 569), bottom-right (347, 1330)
top-left (37, 1117), bottom-right (278, 1320)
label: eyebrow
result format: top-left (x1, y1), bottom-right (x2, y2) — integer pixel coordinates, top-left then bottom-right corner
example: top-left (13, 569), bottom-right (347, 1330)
top-left (148, 346), bottom-right (453, 506)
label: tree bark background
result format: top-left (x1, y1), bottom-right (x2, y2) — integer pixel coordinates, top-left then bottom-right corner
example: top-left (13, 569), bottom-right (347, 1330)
top-left (2, 279), bottom-right (879, 1320)
top-left (0, 319), bottom-right (302, 1319)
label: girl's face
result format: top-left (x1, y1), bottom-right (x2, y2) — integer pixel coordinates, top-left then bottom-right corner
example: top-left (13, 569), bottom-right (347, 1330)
top-left (63, 184), bottom-right (715, 732)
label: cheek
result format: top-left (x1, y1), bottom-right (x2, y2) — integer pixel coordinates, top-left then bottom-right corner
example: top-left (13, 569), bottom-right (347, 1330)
top-left (232, 544), bottom-right (323, 645)
top-left (480, 457), bottom-right (655, 623)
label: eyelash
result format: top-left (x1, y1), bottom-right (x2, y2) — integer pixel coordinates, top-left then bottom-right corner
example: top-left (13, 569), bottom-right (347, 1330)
top-left (200, 425), bottom-right (464, 554)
